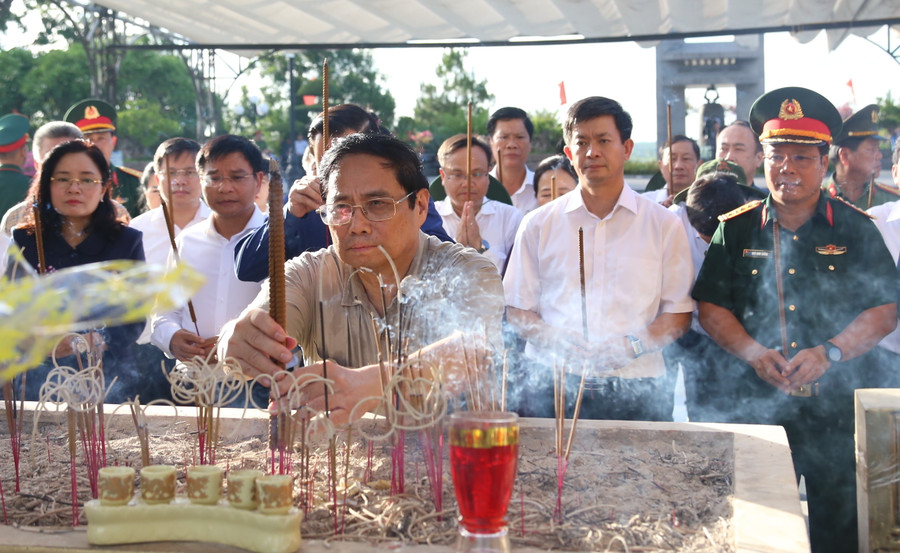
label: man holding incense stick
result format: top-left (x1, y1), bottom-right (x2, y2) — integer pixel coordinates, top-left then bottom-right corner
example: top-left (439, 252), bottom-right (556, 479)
top-left (692, 87), bottom-right (896, 552)
top-left (503, 96), bottom-right (693, 422)
top-left (218, 133), bottom-right (504, 424)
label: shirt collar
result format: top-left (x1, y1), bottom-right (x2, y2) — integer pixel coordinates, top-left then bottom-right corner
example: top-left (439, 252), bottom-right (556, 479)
top-left (564, 183), bottom-right (638, 218)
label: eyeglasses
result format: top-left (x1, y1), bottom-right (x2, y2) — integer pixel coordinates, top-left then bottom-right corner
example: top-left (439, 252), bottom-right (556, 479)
top-left (160, 169), bottom-right (199, 179)
top-left (317, 191), bottom-right (415, 226)
top-left (50, 177), bottom-right (104, 189)
top-left (202, 173), bottom-right (254, 187)
top-left (764, 153), bottom-right (821, 170)
top-left (443, 171), bottom-right (488, 182)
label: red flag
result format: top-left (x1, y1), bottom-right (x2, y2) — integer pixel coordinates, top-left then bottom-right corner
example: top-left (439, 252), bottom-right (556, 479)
top-left (846, 79), bottom-right (856, 104)
top-left (558, 81), bottom-right (567, 106)
top-left (302, 95), bottom-right (318, 106)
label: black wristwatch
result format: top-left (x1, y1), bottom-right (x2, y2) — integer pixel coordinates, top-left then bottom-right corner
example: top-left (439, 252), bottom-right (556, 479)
top-left (477, 240), bottom-right (490, 254)
top-left (823, 341), bottom-right (843, 363)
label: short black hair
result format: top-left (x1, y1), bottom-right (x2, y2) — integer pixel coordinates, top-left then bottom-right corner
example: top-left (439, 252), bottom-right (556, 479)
top-left (196, 134), bottom-right (266, 174)
top-left (658, 135), bottom-right (700, 161)
top-left (685, 174), bottom-right (747, 237)
top-left (318, 133), bottom-right (428, 208)
top-left (437, 134), bottom-right (494, 168)
top-left (487, 107), bottom-right (534, 140)
top-left (153, 137), bottom-right (202, 173)
top-left (308, 104), bottom-right (382, 140)
top-left (564, 97), bottom-right (633, 144)
top-left (532, 154), bottom-right (577, 197)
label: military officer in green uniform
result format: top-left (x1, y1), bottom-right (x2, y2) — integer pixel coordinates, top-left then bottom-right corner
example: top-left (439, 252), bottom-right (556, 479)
top-left (824, 103), bottom-right (898, 209)
top-left (692, 87), bottom-right (897, 553)
top-left (64, 99), bottom-right (144, 217)
top-left (0, 113), bottom-right (32, 216)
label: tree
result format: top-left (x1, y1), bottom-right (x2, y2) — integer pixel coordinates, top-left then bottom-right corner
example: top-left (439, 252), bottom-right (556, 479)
top-left (0, 48), bottom-right (37, 115)
top-left (877, 92), bottom-right (900, 135)
top-left (411, 49), bottom-right (494, 153)
top-left (19, 45), bottom-right (91, 124)
top-left (530, 109), bottom-right (565, 156)
top-left (224, 49), bottom-right (397, 155)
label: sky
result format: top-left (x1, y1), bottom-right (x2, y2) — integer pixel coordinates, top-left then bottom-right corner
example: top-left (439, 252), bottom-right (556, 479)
top-left (370, 28), bottom-right (900, 144)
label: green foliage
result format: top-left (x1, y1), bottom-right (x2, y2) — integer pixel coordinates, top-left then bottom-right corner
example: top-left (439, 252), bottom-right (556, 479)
top-left (228, 49), bottom-right (396, 152)
top-left (19, 45), bottom-right (91, 125)
top-left (530, 109), bottom-right (564, 156)
top-left (877, 92), bottom-right (900, 134)
top-left (411, 49), bottom-right (494, 154)
top-left (624, 159), bottom-right (660, 175)
top-left (118, 47), bottom-right (198, 140)
top-left (0, 48), bottom-right (36, 115)
top-left (118, 98), bottom-right (183, 151)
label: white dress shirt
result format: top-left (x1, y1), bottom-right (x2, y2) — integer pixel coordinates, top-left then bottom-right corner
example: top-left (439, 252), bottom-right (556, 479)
top-left (434, 198), bottom-right (524, 273)
top-left (129, 203), bottom-right (212, 266)
top-left (490, 166), bottom-right (537, 214)
top-left (130, 202), bottom-right (212, 344)
top-left (670, 203), bottom-right (710, 336)
top-left (150, 208), bottom-right (266, 356)
top-left (868, 200), bottom-right (900, 354)
top-left (504, 184), bottom-right (695, 378)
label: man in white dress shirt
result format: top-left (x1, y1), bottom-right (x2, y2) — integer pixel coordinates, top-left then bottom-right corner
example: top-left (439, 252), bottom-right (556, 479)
top-left (488, 107), bottom-right (538, 214)
top-left (643, 135), bottom-right (700, 206)
top-left (434, 134), bottom-right (523, 274)
top-left (504, 96), bottom-right (694, 421)
top-left (151, 135), bottom-right (266, 363)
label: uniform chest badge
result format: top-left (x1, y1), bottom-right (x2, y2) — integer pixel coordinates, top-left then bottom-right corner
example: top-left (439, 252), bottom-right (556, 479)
top-left (742, 249), bottom-right (771, 258)
top-left (815, 244), bottom-right (847, 255)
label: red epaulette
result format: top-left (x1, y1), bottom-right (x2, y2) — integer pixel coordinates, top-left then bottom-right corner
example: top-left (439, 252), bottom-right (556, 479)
top-left (717, 199), bottom-right (763, 222)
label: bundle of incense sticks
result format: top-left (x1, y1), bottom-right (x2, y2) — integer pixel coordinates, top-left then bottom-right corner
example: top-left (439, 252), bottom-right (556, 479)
top-left (266, 157), bottom-right (290, 462)
top-left (159, 198), bottom-right (200, 335)
top-left (466, 102), bottom-right (473, 201)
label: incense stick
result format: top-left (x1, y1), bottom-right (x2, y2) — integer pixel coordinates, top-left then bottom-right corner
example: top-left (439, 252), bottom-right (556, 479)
top-left (578, 227), bottom-right (588, 341)
top-left (666, 103), bottom-right (674, 199)
top-left (551, 173), bottom-right (558, 201)
top-left (466, 102), bottom-right (473, 201)
top-left (322, 59), bottom-right (330, 154)
top-left (496, 147), bottom-right (503, 187)
top-left (32, 205), bottom-right (46, 275)
top-left (159, 197), bottom-right (200, 335)
top-left (266, 158), bottom-right (287, 456)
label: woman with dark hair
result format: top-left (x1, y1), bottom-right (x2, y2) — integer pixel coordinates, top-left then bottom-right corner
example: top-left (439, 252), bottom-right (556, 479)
top-left (10, 139), bottom-right (152, 403)
top-left (532, 154), bottom-right (578, 207)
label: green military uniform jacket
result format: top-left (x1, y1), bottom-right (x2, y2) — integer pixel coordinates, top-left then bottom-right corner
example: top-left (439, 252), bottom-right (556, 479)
top-left (112, 164), bottom-right (144, 217)
top-left (0, 164), bottom-right (32, 217)
top-left (824, 173), bottom-right (900, 210)
top-left (693, 194), bottom-right (895, 363)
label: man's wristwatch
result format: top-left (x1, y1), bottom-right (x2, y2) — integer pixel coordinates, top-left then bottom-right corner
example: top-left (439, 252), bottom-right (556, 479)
top-left (626, 335), bottom-right (644, 359)
top-left (823, 341), bottom-right (843, 362)
top-left (477, 240), bottom-right (490, 254)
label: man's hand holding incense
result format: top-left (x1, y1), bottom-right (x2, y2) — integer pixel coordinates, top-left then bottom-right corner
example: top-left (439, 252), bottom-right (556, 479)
top-left (281, 360), bottom-right (382, 427)
top-left (170, 330), bottom-right (216, 362)
top-left (287, 175), bottom-right (323, 219)
top-left (217, 307), bottom-right (297, 386)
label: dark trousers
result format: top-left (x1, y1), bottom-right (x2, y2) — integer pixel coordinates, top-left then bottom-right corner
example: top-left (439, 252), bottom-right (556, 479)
top-left (507, 358), bottom-right (672, 422)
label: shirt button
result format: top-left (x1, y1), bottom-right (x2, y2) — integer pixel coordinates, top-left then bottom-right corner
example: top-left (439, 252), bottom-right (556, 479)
top-left (791, 341), bottom-right (798, 349)
top-left (793, 235), bottom-right (799, 241)
top-left (751, 269), bottom-right (758, 275)
top-left (789, 305), bottom-right (796, 311)
top-left (828, 265), bottom-right (835, 271)
top-left (788, 268), bottom-right (796, 275)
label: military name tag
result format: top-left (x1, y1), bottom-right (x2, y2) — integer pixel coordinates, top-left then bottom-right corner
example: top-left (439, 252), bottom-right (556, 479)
top-left (815, 244), bottom-right (847, 255)
top-left (742, 249), bottom-right (771, 258)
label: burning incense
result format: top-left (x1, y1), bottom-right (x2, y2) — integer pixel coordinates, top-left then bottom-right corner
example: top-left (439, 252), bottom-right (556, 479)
top-left (466, 102), bottom-right (473, 201)
top-left (67, 407), bottom-right (79, 524)
top-left (2, 382), bottom-right (21, 492)
top-left (32, 204), bottom-right (46, 275)
top-left (159, 198), bottom-right (200, 335)
top-left (496, 147), bottom-right (503, 187)
top-left (322, 59), bottom-right (330, 154)
top-left (266, 158), bottom-right (288, 457)
top-left (578, 227), bottom-right (588, 341)
top-left (128, 401), bottom-right (150, 468)
top-left (551, 173), bottom-right (558, 201)
top-left (666, 103), bottom-right (674, 199)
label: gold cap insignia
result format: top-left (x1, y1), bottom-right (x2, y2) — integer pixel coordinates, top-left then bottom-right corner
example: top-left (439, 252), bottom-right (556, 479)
top-left (778, 99), bottom-right (804, 120)
top-left (717, 160), bottom-right (729, 171)
top-left (872, 109), bottom-right (879, 123)
top-left (84, 105), bottom-right (100, 120)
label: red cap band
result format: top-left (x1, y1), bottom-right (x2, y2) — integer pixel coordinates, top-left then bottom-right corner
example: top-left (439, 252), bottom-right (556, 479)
top-left (0, 135), bottom-right (27, 153)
